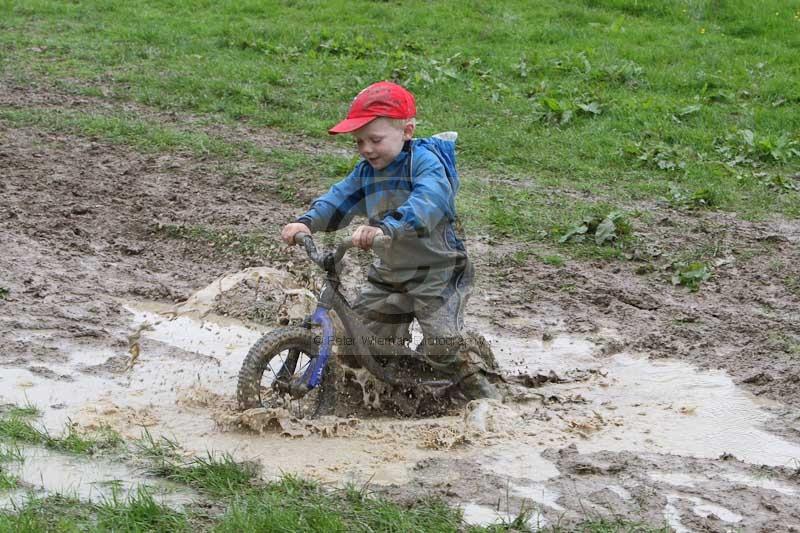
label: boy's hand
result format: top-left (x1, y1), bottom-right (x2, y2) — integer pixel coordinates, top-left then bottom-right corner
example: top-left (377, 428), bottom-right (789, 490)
top-left (281, 222), bottom-right (311, 245)
top-left (352, 225), bottom-right (384, 250)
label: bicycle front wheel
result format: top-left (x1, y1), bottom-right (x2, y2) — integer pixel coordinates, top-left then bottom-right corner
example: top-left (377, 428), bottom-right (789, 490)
top-left (236, 326), bottom-right (322, 411)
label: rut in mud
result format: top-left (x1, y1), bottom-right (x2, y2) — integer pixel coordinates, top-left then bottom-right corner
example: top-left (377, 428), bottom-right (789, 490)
top-left (2, 83), bottom-right (800, 529)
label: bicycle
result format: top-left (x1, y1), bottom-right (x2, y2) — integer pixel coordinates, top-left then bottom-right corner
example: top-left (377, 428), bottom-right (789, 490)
top-left (236, 232), bottom-right (498, 418)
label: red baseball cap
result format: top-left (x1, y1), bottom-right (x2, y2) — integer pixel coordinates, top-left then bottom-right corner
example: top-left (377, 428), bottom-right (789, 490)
top-left (328, 81), bottom-right (416, 135)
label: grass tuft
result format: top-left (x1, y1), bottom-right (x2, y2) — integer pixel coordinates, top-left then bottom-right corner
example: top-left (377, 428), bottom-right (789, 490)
top-left (152, 223), bottom-right (280, 258)
top-left (95, 486), bottom-right (189, 532)
top-left (216, 475), bottom-right (463, 532)
top-left (0, 444), bottom-right (23, 464)
top-left (562, 517), bottom-right (671, 532)
top-left (1, 403), bottom-right (40, 419)
top-left (131, 428), bottom-right (182, 462)
top-left (0, 494), bottom-right (90, 532)
top-left (0, 466), bottom-right (18, 490)
top-left (146, 450), bottom-right (259, 497)
top-left (0, 416), bottom-right (43, 444)
top-left (0, 408), bottom-right (122, 456)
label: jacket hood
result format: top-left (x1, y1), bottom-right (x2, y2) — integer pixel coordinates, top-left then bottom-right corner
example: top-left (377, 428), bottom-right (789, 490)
top-left (414, 133), bottom-right (459, 194)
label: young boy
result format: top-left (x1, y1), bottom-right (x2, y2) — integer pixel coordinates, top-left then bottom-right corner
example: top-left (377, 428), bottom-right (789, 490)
top-left (281, 81), bottom-right (500, 400)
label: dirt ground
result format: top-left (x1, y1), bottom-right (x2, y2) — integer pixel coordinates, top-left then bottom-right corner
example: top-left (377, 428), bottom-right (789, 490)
top-left (2, 81), bottom-right (800, 530)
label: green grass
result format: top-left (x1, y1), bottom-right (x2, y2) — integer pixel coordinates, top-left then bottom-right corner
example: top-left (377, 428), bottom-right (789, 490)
top-left (132, 434), bottom-right (467, 530)
top-left (786, 276), bottom-right (800, 297)
top-left (0, 424), bottom-right (672, 532)
top-left (0, 491), bottom-right (189, 533)
top-left (54, 423), bottom-right (123, 455)
top-left (0, 106), bottom-right (349, 178)
top-left (130, 428), bottom-right (182, 463)
top-left (95, 487), bottom-right (190, 532)
top-left (556, 518), bottom-right (670, 532)
top-left (149, 452), bottom-right (259, 497)
top-left (153, 223), bottom-right (281, 259)
top-left (0, 495), bottom-right (90, 532)
top-left (1, 404), bottom-right (40, 420)
top-left (541, 254), bottom-right (566, 267)
top-left (0, 417), bottom-right (45, 444)
top-left (132, 430), bottom-right (258, 497)
top-left (215, 477), bottom-right (463, 532)
top-left (128, 435), bottom-right (491, 531)
top-left (0, 467), bottom-right (17, 490)
top-left (0, 409), bottom-right (122, 456)
top-left (0, 444), bottom-right (23, 464)
top-left (0, 0), bottom-right (798, 249)
top-left (0, 478), bottom-right (467, 533)
top-left (0, 493), bottom-right (669, 533)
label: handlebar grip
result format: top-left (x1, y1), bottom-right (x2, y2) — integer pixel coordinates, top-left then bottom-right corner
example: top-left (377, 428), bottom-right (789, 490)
top-left (372, 235), bottom-right (388, 251)
top-left (333, 234), bottom-right (387, 264)
top-left (293, 232), bottom-right (310, 245)
top-left (340, 235), bottom-right (388, 250)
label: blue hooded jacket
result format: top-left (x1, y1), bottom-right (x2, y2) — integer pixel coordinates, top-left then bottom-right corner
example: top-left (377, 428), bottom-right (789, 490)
top-left (297, 134), bottom-right (467, 287)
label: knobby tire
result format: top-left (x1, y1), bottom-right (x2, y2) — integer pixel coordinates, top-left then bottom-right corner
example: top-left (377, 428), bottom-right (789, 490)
top-left (236, 326), bottom-right (320, 411)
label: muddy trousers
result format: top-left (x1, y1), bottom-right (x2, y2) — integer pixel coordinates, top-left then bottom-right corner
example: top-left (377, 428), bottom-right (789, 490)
top-left (351, 260), bottom-right (486, 380)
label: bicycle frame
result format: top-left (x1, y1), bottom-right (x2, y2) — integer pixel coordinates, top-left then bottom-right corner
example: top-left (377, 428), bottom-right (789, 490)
top-left (291, 234), bottom-right (452, 397)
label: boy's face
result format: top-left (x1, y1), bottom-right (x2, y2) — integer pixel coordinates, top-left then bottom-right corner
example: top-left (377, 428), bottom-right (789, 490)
top-left (352, 118), bottom-right (414, 170)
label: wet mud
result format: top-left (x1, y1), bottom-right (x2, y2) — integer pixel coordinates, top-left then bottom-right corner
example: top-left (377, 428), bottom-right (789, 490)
top-left (2, 83), bottom-right (800, 529)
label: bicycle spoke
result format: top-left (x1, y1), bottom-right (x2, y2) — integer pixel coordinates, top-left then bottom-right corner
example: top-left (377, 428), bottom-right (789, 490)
top-left (277, 349), bottom-right (301, 382)
top-left (267, 356), bottom-right (281, 380)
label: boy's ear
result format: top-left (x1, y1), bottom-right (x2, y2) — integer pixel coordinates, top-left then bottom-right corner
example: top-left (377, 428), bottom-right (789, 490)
top-left (403, 121), bottom-right (415, 140)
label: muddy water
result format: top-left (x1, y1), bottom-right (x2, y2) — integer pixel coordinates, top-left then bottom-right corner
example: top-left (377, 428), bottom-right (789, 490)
top-left (2, 271), bottom-right (800, 522)
top-left (665, 493), bottom-right (744, 533)
top-left (460, 502), bottom-right (539, 528)
top-left (0, 446), bottom-right (195, 510)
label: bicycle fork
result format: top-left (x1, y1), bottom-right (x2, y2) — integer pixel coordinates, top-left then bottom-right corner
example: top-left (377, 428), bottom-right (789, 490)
top-left (288, 305), bottom-right (334, 399)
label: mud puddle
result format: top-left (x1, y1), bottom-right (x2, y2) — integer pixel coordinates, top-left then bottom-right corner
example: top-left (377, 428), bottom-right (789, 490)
top-left (664, 493), bottom-right (743, 533)
top-left (2, 270), bottom-right (800, 529)
top-left (0, 445), bottom-right (195, 510)
top-left (460, 502), bottom-right (534, 528)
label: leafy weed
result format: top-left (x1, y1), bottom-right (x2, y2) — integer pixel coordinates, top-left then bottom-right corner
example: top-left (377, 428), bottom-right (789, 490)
top-left (671, 261), bottom-right (712, 291)
top-left (763, 174), bottom-right (800, 192)
top-left (541, 254), bottom-right (565, 267)
top-left (559, 210), bottom-right (631, 246)
top-left (664, 184), bottom-right (718, 209)
top-left (623, 140), bottom-right (688, 171)
top-left (672, 103), bottom-right (702, 122)
top-left (531, 95), bottom-right (603, 126)
top-left (716, 129), bottom-right (800, 166)
top-left (592, 60), bottom-right (645, 88)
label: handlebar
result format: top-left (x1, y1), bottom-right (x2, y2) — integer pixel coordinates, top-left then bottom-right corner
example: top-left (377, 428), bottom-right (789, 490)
top-left (292, 232), bottom-right (387, 270)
